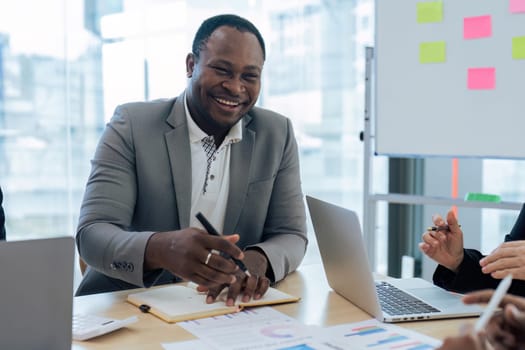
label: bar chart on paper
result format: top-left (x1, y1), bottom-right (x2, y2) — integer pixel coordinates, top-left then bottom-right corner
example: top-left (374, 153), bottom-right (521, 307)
top-left (174, 309), bottom-right (441, 350)
top-left (323, 319), bottom-right (441, 350)
top-left (178, 307), bottom-right (319, 350)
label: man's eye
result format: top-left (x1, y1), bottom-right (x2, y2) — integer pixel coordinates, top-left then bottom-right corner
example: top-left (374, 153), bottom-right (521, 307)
top-left (243, 74), bottom-right (260, 82)
top-left (213, 67), bottom-right (229, 74)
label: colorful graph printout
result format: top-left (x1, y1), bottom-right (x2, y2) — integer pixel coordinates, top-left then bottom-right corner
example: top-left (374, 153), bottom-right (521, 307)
top-left (463, 15), bottom-right (492, 39)
top-left (510, 0), bottom-right (525, 13)
top-left (324, 319), bottom-right (441, 349)
top-left (176, 309), bottom-right (442, 349)
top-left (512, 36), bottom-right (525, 59)
top-left (178, 307), bottom-right (318, 350)
top-left (467, 67), bottom-right (495, 90)
top-left (420, 41), bottom-right (446, 63)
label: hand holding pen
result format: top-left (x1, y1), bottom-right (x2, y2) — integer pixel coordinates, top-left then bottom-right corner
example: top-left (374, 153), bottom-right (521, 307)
top-left (419, 209), bottom-right (465, 272)
top-left (195, 212), bottom-right (271, 305)
top-left (196, 212), bottom-right (251, 277)
top-left (474, 274), bottom-right (513, 332)
top-left (427, 224), bottom-right (462, 232)
top-left (459, 285), bottom-right (525, 348)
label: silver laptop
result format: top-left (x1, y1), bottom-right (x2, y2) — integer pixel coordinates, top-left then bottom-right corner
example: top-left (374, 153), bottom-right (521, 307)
top-left (0, 236), bottom-right (75, 349)
top-left (306, 195), bottom-right (484, 323)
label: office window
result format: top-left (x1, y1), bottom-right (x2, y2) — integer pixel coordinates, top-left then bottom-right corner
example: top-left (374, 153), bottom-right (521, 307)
top-left (0, 0), bottom-right (377, 270)
top-left (481, 159), bottom-right (525, 252)
top-left (6, 0), bottom-right (522, 278)
top-left (0, 0), bottom-right (105, 240)
top-left (98, 0), bottom-right (377, 266)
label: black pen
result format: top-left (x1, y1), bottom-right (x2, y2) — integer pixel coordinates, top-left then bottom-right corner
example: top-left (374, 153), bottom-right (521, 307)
top-left (427, 224), bottom-right (461, 232)
top-left (195, 212), bottom-right (251, 277)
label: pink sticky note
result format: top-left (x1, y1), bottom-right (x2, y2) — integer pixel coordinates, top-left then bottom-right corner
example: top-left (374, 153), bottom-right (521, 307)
top-left (464, 15), bottom-right (492, 39)
top-left (510, 0), bottom-right (525, 13)
top-left (467, 68), bottom-right (495, 90)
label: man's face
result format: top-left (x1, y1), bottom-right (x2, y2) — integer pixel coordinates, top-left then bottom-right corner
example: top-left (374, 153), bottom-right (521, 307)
top-left (186, 26), bottom-right (264, 134)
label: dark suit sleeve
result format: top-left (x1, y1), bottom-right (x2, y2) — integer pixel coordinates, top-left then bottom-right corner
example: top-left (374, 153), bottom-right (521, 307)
top-left (433, 203), bottom-right (525, 296)
top-left (0, 186), bottom-right (5, 240)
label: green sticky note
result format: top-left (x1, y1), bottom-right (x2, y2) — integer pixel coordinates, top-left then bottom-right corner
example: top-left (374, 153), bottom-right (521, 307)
top-left (417, 1), bottom-right (443, 23)
top-left (464, 192), bottom-right (501, 203)
top-left (512, 36), bottom-right (525, 60)
top-left (420, 41), bottom-right (446, 63)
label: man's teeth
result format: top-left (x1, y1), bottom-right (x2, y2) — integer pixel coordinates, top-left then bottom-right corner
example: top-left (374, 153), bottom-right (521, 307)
top-left (215, 97), bottom-right (239, 106)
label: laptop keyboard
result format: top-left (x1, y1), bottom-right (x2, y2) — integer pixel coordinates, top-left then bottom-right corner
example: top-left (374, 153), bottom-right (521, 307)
top-left (375, 281), bottom-right (441, 315)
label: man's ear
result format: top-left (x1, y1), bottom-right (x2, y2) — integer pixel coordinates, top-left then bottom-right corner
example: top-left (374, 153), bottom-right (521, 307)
top-left (186, 53), bottom-right (196, 78)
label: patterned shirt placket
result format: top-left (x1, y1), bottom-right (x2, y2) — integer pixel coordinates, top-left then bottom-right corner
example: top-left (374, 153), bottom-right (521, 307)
top-left (201, 136), bottom-right (217, 194)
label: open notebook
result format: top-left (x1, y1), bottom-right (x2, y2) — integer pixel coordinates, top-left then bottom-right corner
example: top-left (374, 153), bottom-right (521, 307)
top-left (306, 195), bottom-right (484, 323)
top-left (127, 284), bottom-right (300, 323)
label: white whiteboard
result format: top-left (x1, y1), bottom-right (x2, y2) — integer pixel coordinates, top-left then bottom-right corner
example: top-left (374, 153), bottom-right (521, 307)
top-left (375, 0), bottom-right (525, 158)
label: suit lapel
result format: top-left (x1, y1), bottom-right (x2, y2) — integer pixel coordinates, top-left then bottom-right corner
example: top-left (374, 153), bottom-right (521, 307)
top-left (163, 98), bottom-right (255, 232)
top-left (165, 95), bottom-right (191, 229)
top-left (223, 117), bottom-right (254, 235)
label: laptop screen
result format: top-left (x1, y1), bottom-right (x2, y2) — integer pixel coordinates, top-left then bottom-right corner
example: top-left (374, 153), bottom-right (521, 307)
top-left (0, 236), bottom-right (75, 349)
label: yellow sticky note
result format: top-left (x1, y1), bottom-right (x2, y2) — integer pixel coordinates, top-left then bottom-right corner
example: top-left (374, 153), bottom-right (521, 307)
top-left (420, 41), bottom-right (446, 63)
top-left (417, 1), bottom-right (443, 23)
top-left (512, 36), bottom-right (525, 59)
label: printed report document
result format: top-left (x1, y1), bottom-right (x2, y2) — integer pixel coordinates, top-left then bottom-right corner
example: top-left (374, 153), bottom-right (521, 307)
top-left (127, 284), bottom-right (300, 323)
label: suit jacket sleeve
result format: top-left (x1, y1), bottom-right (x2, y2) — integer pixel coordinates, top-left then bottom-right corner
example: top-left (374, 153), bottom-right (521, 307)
top-left (245, 117), bottom-right (307, 282)
top-left (76, 105), bottom-right (158, 288)
top-left (433, 203), bottom-right (525, 296)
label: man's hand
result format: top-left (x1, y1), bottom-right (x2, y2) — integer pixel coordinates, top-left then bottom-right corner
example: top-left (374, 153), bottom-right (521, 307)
top-left (437, 326), bottom-right (489, 350)
top-left (144, 228), bottom-right (243, 287)
top-left (238, 249), bottom-right (271, 301)
top-left (419, 209), bottom-right (465, 272)
top-left (197, 249), bottom-right (271, 306)
top-left (462, 290), bottom-right (525, 350)
top-left (480, 241), bottom-right (525, 281)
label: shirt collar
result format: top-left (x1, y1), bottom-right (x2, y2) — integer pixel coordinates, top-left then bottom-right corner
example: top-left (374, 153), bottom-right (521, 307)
top-left (184, 92), bottom-right (243, 145)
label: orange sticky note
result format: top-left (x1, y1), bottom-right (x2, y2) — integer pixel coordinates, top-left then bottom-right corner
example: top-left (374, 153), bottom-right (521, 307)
top-left (510, 0), bottom-right (525, 13)
top-left (464, 15), bottom-right (492, 39)
top-left (467, 68), bottom-right (495, 90)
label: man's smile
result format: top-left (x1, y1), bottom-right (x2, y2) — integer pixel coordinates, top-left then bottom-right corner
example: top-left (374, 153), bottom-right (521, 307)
top-left (214, 96), bottom-right (242, 107)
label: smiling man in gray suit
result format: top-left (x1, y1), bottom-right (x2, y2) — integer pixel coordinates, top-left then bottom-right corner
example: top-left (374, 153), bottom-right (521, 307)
top-left (75, 14), bottom-right (308, 303)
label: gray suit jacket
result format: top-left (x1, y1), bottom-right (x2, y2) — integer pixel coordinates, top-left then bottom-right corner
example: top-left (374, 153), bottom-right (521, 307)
top-left (76, 93), bottom-right (307, 295)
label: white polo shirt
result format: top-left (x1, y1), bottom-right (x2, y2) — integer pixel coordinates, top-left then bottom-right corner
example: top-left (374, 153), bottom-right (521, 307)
top-left (184, 95), bottom-right (242, 234)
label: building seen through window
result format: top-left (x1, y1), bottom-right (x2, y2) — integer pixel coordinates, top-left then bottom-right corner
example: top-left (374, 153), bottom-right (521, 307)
top-left (1, 0), bottom-right (524, 276)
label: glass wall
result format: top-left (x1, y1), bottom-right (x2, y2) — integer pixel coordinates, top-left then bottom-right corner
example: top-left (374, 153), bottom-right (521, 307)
top-left (0, 0), bottom-right (106, 240)
top-left (482, 159), bottom-right (525, 252)
top-left (0, 0), bottom-right (376, 270)
top-left (3, 0), bottom-right (522, 279)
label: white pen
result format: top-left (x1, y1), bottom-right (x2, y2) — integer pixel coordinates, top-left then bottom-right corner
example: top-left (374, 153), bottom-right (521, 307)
top-left (474, 274), bottom-right (513, 332)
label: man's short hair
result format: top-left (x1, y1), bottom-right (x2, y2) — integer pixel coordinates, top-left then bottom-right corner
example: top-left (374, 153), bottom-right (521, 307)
top-left (192, 14), bottom-right (266, 61)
